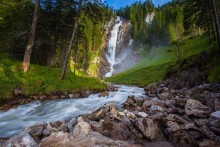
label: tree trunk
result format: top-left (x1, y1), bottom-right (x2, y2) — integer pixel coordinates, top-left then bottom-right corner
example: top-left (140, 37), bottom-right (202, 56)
top-left (212, 0), bottom-right (220, 53)
top-left (22, 0), bottom-right (40, 72)
top-left (208, 24), bottom-right (213, 44)
top-left (60, 0), bottom-right (82, 80)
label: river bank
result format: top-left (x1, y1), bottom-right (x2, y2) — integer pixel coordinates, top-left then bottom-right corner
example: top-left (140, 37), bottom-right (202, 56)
top-left (1, 79), bottom-right (220, 146)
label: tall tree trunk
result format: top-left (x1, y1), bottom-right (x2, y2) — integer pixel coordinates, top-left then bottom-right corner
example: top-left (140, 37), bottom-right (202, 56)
top-left (60, 0), bottom-right (82, 80)
top-left (22, 0), bottom-right (40, 72)
top-left (212, 0), bottom-right (220, 53)
top-left (208, 24), bottom-right (213, 44)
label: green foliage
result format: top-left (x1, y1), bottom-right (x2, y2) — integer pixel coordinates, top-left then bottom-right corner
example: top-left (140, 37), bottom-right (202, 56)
top-left (0, 52), bottom-right (105, 104)
top-left (106, 36), bottom-right (213, 85)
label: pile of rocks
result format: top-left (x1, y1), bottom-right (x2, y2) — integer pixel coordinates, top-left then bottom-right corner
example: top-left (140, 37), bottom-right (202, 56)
top-left (1, 83), bottom-right (220, 147)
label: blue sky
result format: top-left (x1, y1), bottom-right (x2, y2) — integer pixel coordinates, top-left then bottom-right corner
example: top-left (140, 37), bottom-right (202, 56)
top-left (105, 0), bottom-right (170, 9)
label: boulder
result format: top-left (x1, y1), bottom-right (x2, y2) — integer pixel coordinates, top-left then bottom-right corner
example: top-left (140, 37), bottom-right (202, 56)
top-left (67, 118), bottom-right (77, 132)
top-left (124, 95), bottom-right (136, 107)
top-left (43, 128), bottom-right (51, 137)
top-left (6, 131), bottom-right (38, 147)
top-left (26, 121), bottom-right (46, 141)
top-left (98, 91), bottom-right (109, 97)
top-left (87, 108), bottom-right (106, 121)
top-left (210, 111), bottom-right (220, 128)
top-left (158, 92), bottom-right (170, 99)
top-left (150, 105), bottom-right (164, 113)
top-left (135, 118), bottom-right (163, 141)
top-left (169, 130), bottom-right (196, 147)
top-left (185, 99), bottom-right (211, 118)
top-left (198, 139), bottom-right (217, 147)
top-left (92, 120), bottom-right (132, 141)
top-left (195, 119), bottom-right (209, 127)
top-left (80, 90), bottom-right (91, 98)
top-left (71, 121), bottom-right (92, 137)
top-left (166, 114), bottom-right (197, 132)
top-left (137, 112), bottom-right (149, 118)
top-left (40, 132), bottom-right (127, 147)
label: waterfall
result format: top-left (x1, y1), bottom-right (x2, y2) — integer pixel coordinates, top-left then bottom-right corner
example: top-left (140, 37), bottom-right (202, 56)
top-left (105, 16), bottom-right (123, 77)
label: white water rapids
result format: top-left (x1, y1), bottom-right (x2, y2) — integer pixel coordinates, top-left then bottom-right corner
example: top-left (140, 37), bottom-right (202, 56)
top-left (0, 85), bottom-right (145, 137)
top-left (105, 17), bottom-right (123, 77)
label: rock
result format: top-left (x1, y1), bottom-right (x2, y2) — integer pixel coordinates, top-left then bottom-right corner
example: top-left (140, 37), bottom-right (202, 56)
top-left (198, 139), bottom-right (216, 147)
top-left (158, 92), bottom-right (170, 99)
top-left (195, 119), bottom-right (209, 127)
top-left (150, 105), bottom-right (164, 113)
top-left (137, 112), bottom-right (149, 118)
top-left (98, 91), bottom-right (109, 97)
top-left (80, 90), bottom-right (91, 98)
top-left (58, 124), bottom-right (68, 132)
top-left (210, 111), bottom-right (220, 128)
top-left (166, 121), bottom-right (180, 132)
top-left (210, 126), bottom-right (220, 135)
top-left (71, 121), bottom-right (92, 137)
top-left (185, 99), bottom-right (211, 118)
top-left (68, 93), bottom-right (74, 98)
top-left (40, 132), bottom-right (127, 147)
top-left (6, 131), bottom-right (38, 147)
top-left (125, 95), bottom-right (136, 107)
top-left (175, 98), bottom-right (186, 108)
top-left (200, 125), bottom-right (220, 142)
top-left (87, 108), bottom-right (106, 121)
top-left (143, 100), bottom-right (153, 109)
top-left (135, 118), bottom-right (163, 141)
top-left (92, 120), bottom-right (132, 141)
top-left (126, 111), bottom-right (136, 119)
top-left (67, 118), bottom-right (77, 132)
top-left (77, 116), bottom-right (85, 123)
top-left (50, 121), bottom-right (62, 128)
top-left (166, 114), bottom-right (197, 132)
top-left (26, 121), bottom-right (46, 141)
top-left (169, 130), bottom-right (196, 147)
top-left (43, 128), bottom-right (51, 137)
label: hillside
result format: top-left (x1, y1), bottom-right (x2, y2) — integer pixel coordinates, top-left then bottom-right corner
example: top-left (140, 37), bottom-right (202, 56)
top-left (0, 52), bottom-right (106, 104)
top-left (106, 36), bottom-right (220, 85)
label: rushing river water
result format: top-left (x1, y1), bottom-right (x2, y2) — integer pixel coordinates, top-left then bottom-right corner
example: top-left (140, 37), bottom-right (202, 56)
top-left (0, 85), bottom-right (145, 137)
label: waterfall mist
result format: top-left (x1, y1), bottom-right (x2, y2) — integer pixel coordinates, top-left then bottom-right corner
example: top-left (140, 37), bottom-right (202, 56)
top-left (104, 17), bottom-right (140, 77)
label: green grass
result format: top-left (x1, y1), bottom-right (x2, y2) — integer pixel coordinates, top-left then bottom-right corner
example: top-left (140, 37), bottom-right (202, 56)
top-left (0, 53), bottom-right (106, 104)
top-left (106, 35), bottom-right (218, 85)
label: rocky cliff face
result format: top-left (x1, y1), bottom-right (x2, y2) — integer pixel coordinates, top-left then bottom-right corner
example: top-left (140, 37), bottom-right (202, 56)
top-left (99, 17), bottom-right (139, 78)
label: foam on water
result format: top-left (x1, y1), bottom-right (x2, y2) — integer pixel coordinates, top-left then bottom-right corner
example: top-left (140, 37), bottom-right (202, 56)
top-left (0, 85), bottom-right (145, 137)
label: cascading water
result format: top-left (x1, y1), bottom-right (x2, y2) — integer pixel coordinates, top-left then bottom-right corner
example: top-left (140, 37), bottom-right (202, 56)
top-left (105, 16), bottom-right (123, 77)
top-left (0, 85), bottom-right (145, 137)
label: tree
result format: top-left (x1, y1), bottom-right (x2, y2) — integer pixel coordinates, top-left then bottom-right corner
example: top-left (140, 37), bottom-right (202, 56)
top-left (211, 0), bottom-right (220, 53)
top-left (22, 0), bottom-right (41, 72)
top-left (61, 0), bottom-right (82, 80)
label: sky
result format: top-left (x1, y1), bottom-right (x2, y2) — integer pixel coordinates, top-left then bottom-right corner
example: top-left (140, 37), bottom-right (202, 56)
top-left (105, 0), bottom-right (171, 9)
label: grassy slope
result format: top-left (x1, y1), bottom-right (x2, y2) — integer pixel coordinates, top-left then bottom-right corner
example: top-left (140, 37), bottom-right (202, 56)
top-left (106, 36), bottom-right (219, 86)
top-left (0, 53), bottom-right (106, 103)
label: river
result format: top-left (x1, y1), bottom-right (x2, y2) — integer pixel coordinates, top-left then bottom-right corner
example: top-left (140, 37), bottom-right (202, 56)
top-left (0, 85), bottom-right (145, 137)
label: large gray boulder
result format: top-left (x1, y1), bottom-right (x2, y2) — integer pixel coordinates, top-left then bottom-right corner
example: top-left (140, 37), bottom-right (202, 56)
top-left (185, 99), bottom-right (211, 118)
top-left (210, 111), bottom-right (220, 128)
top-left (6, 131), bottom-right (38, 147)
top-left (135, 118), bottom-right (163, 141)
top-left (26, 121), bottom-right (46, 141)
top-left (40, 132), bottom-right (127, 147)
top-left (71, 121), bottom-right (92, 137)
